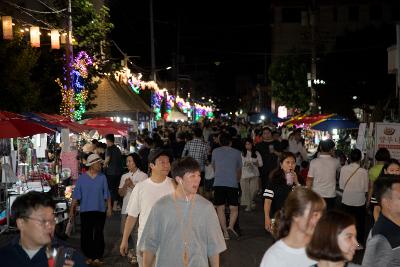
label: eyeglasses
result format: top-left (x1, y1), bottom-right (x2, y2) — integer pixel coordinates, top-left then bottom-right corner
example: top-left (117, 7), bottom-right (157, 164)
top-left (23, 216), bottom-right (58, 227)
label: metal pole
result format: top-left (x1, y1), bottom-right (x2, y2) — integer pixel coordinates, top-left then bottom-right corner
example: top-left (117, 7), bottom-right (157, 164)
top-left (175, 14), bottom-right (180, 97)
top-left (309, 0), bottom-right (317, 113)
top-left (150, 0), bottom-right (156, 82)
top-left (66, 0), bottom-right (73, 87)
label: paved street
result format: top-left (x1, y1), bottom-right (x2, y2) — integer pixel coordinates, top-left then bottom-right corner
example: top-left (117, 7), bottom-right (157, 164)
top-left (0, 195), bottom-right (365, 267)
top-left (66, 197), bottom-right (273, 267)
top-left (60, 195), bottom-right (272, 267)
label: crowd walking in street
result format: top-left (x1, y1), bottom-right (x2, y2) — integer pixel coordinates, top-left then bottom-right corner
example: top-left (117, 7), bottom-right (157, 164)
top-left (2, 121), bottom-right (400, 267)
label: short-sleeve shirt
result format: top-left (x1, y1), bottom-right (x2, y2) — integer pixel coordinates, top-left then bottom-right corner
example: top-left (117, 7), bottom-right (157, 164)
top-left (138, 194), bottom-right (227, 267)
top-left (368, 164), bottom-right (384, 182)
top-left (126, 177), bottom-right (175, 244)
top-left (308, 154), bottom-right (340, 198)
top-left (211, 146), bottom-right (242, 188)
top-left (263, 182), bottom-right (292, 217)
top-left (72, 172), bottom-right (110, 212)
top-left (260, 239), bottom-right (316, 267)
top-left (105, 144), bottom-right (122, 176)
top-left (182, 138), bottom-right (209, 171)
top-left (118, 170), bottom-right (148, 214)
top-left (339, 163), bottom-right (369, 206)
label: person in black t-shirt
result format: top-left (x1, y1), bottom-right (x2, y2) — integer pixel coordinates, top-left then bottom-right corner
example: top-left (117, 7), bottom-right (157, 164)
top-left (263, 152), bottom-right (300, 232)
top-left (256, 127), bottom-right (279, 192)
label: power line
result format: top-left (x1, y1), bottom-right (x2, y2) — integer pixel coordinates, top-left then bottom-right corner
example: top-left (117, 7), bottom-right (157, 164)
top-left (3, 0), bottom-right (66, 14)
top-left (2, 1), bottom-right (59, 29)
top-left (35, 0), bottom-right (59, 12)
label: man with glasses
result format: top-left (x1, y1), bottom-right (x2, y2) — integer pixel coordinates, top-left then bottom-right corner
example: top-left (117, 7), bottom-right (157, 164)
top-left (0, 191), bottom-right (86, 266)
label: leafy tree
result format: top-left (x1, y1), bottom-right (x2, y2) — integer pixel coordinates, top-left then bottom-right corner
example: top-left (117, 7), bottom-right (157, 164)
top-left (268, 54), bottom-right (310, 112)
top-left (70, 0), bottom-right (114, 111)
top-left (0, 36), bottom-right (40, 112)
top-left (0, 0), bottom-right (113, 114)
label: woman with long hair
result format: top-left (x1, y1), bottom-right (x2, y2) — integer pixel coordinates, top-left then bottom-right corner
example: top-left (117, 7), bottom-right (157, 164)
top-left (307, 210), bottom-right (361, 267)
top-left (241, 138), bottom-right (263, 211)
top-left (260, 187), bottom-right (326, 267)
top-left (263, 152), bottom-right (300, 231)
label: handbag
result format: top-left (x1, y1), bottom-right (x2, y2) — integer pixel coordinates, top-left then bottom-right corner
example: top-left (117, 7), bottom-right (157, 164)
top-left (242, 161), bottom-right (259, 179)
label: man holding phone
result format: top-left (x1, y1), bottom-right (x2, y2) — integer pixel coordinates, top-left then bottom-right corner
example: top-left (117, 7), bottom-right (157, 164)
top-left (0, 191), bottom-right (86, 266)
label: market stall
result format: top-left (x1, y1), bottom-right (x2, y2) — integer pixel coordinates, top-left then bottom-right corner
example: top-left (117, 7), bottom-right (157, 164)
top-left (0, 111), bottom-right (77, 237)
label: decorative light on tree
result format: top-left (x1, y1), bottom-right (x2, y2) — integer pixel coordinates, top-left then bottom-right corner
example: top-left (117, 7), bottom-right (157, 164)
top-left (59, 51), bottom-right (92, 120)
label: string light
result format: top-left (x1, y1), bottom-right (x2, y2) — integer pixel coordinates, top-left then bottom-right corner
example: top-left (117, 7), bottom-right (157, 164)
top-left (112, 65), bottom-right (215, 121)
top-left (59, 50), bottom-right (93, 120)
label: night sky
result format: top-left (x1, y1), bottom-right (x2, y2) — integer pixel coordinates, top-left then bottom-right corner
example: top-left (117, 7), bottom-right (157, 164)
top-left (109, 1), bottom-right (270, 109)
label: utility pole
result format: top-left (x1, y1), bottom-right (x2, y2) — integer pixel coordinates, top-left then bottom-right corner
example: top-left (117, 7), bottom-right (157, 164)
top-left (66, 0), bottom-right (73, 88)
top-left (309, 0), bottom-right (318, 114)
top-left (175, 10), bottom-right (180, 97)
top-left (150, 0), bottom-right (156, 82)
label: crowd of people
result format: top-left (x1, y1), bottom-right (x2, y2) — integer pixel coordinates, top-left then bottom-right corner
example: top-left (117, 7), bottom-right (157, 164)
top-left (1, 120), bottom-right (400, 267)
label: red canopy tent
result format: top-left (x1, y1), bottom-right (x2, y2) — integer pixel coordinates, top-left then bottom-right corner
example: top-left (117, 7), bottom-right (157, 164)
top-left (34, 113), bottom-right (93, 133)
top-left (0, 111), bottom-right (54, 138)
top-left (82, 118), bottom-right (129, 136)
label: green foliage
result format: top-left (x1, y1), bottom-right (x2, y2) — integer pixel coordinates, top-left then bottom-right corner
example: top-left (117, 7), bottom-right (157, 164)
top-left (72, 0), bottom-right (113, 57)
top-left (0, 1), bottom-right (113, 114)
top-left (71, 0), bottom-right (113, 112)
top-left (268, 54), bottom-right (310, 112)
top-left (0, 36), bottom-right (40, 112)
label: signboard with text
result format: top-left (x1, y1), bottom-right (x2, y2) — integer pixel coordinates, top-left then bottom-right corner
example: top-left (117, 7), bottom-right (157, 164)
top-left (375, 123), bottom-right (400, 161)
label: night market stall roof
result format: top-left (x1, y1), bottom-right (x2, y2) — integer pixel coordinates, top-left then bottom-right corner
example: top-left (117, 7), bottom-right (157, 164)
top-left (311, 115), bottom-right (359, 131)
top-left (84, 77), bottom-right (152, 119)
top-left (283, 114), bottom-right (335, 127)
top-left (283, 114), bottom-right (358, 130)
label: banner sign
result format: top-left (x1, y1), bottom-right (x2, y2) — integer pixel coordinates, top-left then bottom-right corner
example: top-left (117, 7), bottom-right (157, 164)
top-left (375, 123), bottom-right (400, 161)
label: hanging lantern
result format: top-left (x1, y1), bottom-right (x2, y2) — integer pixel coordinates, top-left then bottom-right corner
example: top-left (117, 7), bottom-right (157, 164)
top-left (51, 29), bottom-right (60, 49)
top-left (60, 33), bottom-right (66, 44)
top-left (2, 16), bottom-right (13, 40)
top-left (30, 26), bottom-right (40, 47)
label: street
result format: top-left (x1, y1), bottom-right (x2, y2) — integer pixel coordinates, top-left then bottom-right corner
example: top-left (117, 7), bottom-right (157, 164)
top-left (67, 197), bottom-right (273, 267)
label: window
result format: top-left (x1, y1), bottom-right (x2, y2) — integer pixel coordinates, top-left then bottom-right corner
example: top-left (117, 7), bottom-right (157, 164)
top-left (281, 8), bottom-right (302, 23)
top-left (370, 5), bottom-right (382, 20)
top-left (348, 6), bottom-right (359, 22)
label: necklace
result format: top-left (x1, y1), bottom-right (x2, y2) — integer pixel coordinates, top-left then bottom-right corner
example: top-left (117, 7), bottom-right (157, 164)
top-left (173, 192), bottom-right (196, 267)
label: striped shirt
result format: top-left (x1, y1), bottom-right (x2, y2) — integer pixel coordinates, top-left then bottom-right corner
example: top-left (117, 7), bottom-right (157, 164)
top-left (263, 182), bottom-right (292, 217)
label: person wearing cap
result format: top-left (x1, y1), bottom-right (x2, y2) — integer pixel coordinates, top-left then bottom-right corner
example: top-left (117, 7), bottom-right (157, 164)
top-left (69, 153), bottom-right (112, 266)
top-left (120, 149), bottom-right (175, 267)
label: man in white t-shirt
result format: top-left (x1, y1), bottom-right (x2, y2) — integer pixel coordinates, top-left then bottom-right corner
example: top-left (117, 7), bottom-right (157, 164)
top-left (307, 139), bottom-right (340, 210)
top-left (118, 153), bottom-right (148, 263)
top-left (120, 149), bottom-right (175, 267)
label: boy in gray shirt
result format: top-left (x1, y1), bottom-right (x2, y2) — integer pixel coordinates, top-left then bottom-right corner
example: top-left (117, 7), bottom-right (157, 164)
top-left (138, 157), bottom-right (226, 267)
